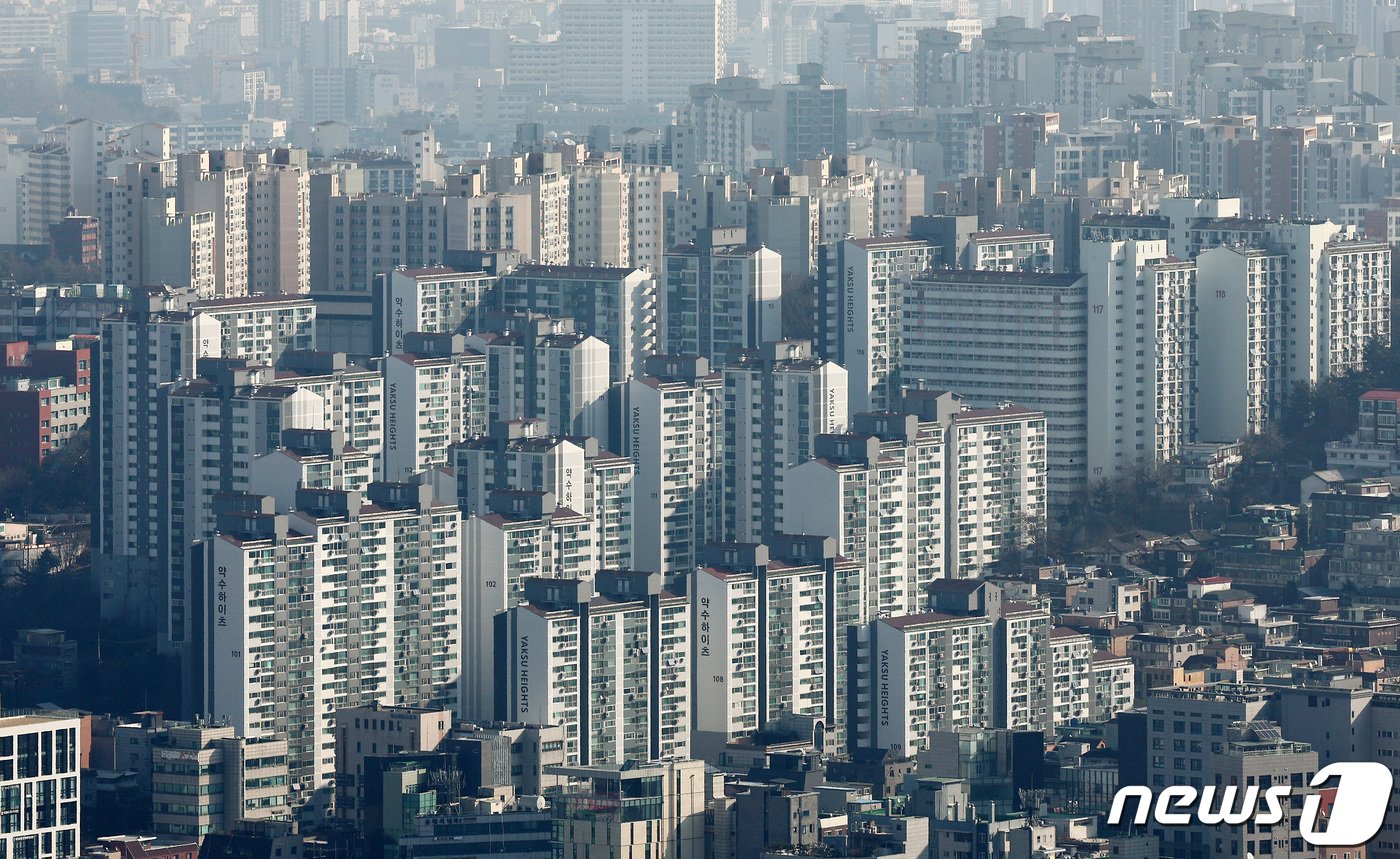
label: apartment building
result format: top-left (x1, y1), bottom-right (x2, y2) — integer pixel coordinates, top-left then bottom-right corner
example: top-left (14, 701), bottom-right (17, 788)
top-left (176, 151), bottom-right (250, 299)
top-left (98, 291), bottom-right (316, 637)
top-left (902, 269), bottom-right (1088, 506)
top-left (201, 484), bottom-right (463, 815)
top-left (1196, 245), bottom-right (1289, 440)
top-left (721, 340), bottom-right (848, 543)
top-left (557, 0), bottom-right (720, 105)
top-left (382, 332), bottom-right (488, 479)
top-left (377, 267), bottom-right (494, 354)
top-left (1081, 238), bottom-right (1197, 479)
top-left (964, 230), bottom-right (1054, 271)
top-left (943, 404), bottom-right (1048, 578)
top-left (0, 338), bottom-right (94, 468)
top-left (461, 490), bottom-right (597, 723)
top-left (568, 165), bottom-right (631, 267)
top-left (450, 418), bottom-right (634, 570)
top-left (463, 316), bottom-right (609, 441)
top-left (161, 359), bottom-right (324, 651)
top-left (662, 227), bottom-right (781, 367)
top-left (815, 237), bottom-right (934, 416)
top-left (850, 612), bottom-right (996, 755)
top-left (249, 428), bottom-right (376, 506)
top-left (497, 265), bottom-right (657, 383)
top-left (617, 355), bottom-right (725, 586)
top-left (783, 413), bottom-right (948, 617)
top-left (690, 537), bottom-right (865, 760)
top-left (497, 573), bottom-right (690, 766)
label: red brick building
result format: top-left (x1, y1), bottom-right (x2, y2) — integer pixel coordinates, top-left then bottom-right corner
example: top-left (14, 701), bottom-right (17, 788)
top-left (0, 337), bottom-right (95, 469)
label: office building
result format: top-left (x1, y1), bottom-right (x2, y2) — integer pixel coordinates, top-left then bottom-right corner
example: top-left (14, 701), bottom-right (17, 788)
top-left (148, 722), bottom-right (290, 839)
top-left (0, 713), bottom-right (81, 859)
top-left (548, 759), bottom-right (707, 859)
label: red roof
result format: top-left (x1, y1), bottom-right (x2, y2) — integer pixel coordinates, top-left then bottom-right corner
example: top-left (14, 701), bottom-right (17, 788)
top-left (1362, 389), bottom-right (1400, 403)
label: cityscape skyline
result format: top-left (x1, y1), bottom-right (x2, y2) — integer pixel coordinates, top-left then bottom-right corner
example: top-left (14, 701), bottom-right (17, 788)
top-left (2, 0), bottom-right (1400, 858)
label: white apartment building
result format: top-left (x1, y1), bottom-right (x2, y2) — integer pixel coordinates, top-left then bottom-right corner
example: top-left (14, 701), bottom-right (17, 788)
top-left (383, 332), bottom-right (488, 480)
top-left (143, 199), bottom-right (217, 296)
top-left (497, 265), bottom-right (658, 384)
top-left (247, 151), bottom-right (311, 296)
top-left (902, 270), bottom-right (1087, 506)
top-left (1090, 651), bottom-right (1135, 723)
top-left (450, 418), bottom-right (634, 570)
top-left (461, 490), bottom-right (597, 723)
top-left (619, 356), bottom-right (725, 585)
top-left (273, 350), bottom-right (384, 460)
top-left (98, 292), bottom-right (316, 637)
top-left (557, 0), bottom-right (720, 105)
top-left (202, 483), bottom-right (462, 815)
top-left (1082, 238), bottom-right (1196, 479)
top-left (177, 151), bottom-right (250, 299)
top-left (498, 573), bottom-right (690, 766)
top-left (464, 316), bottom-right (609, 441)
top-left (690, 537), bottom-right (865, 760)
top-left (249, 428), bottom-right (376, 508)
top-left (783, 412), bottom-right (947, 616)
top-left (448, 192), bottom-right (535, 262)
top-left (626, 166), bottom-right (679, 271)
top-left (722, 340), bottom-right (848, 542)
top-left (1049, 627), bottom-right (1095, 728)
top-left (103, 157), bottom-right (179, 292)
top-left (0, 714), bottom-right (81, 859)
top-left (1196, 245), bottom-right (1289, 441)
top-left (851, 612), bottom-right (996, 755)
top-left (996, 601), bottom-right (1052, 733)
top-left (21, 142), bottom-right (70, 246)
top-left (161, 361), bottom-right (325, 649)
top-left (815, 237), bottom-right (933, 416)
top-left (379, 267), bottom-right (494, 354)
top-left (663, 227), bottom-right (782, 366)
top-left (321, 191), bottom-right (450, 293)
top-left (569, 165), bottom-right (631, 267)
top-left (964, 230), bottom-right (1055, 271)
top-left (944, 405), bottom-right (1048, 578)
